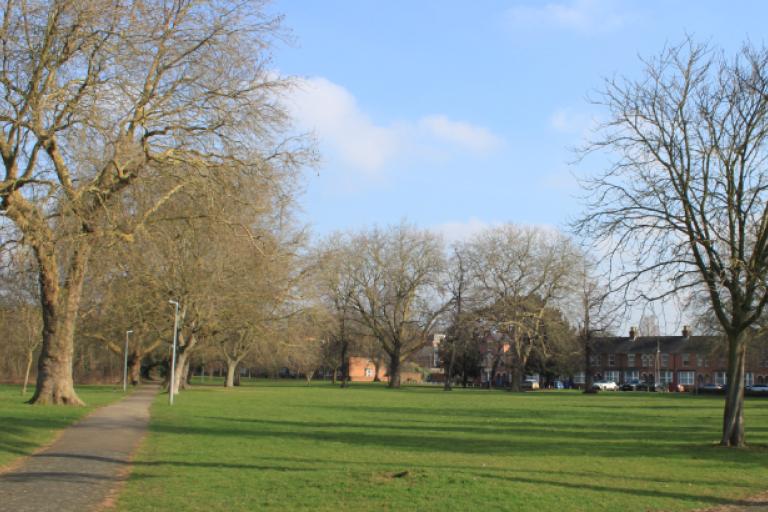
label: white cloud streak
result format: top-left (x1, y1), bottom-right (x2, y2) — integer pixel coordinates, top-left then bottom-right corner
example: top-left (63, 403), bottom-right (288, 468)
top-left (506, 0), bottom-right (629, 34)
top-left (285, 77), bottom-right (504, 174)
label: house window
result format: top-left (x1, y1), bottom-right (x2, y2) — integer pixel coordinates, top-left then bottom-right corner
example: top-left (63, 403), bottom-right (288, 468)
top-left (608, 353), bottom-right (616, 366)
top-left (573, 372), bottom-right (585, 384)
top-left (697, 354), bottom-right (709, 367)
top-left (641, 354), bottom-right (653, 368)
top-left (589, 355), bottom-right (600, 367)
top-left (678, 371), bottom-right (695, 386)
top-left (659, 370), bottom-right (673, 385)
top-left (627, 353), bottom-right (636, 367)
top-left (624, 370), bottom-right (639, 382)
top-left (761, 355), bottom-right (768, 368)
top-left (661, 353), bottom-right (670, 368)
top-left (715, 372), bottom-right (727, 386)
top-left (605, 370), bottom-right (619, 382)
top-left (681, 353), bottom-right (690, 367)
top-left (746, 372), bottom-right (754, 387)
top-left (364, 367), bottom-right (373, 378)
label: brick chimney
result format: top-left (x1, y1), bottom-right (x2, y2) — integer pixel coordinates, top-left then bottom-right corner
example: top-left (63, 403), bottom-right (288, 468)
top-left (682, 325), bottom-right (691, 338)
top-left (629, 326), bottom-right (637, 340)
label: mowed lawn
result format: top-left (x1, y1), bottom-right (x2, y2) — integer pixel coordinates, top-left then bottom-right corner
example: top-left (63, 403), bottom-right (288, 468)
top-left (117, 382), bottom-right (768, 512)
top-left (0, 384), bottom-right (126, 468)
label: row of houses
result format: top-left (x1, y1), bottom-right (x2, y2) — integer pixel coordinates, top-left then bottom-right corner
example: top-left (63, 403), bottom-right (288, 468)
top-left (588, 326), bottom-right (768, 389)
top-left (345, 327), bottom-right (768, 389)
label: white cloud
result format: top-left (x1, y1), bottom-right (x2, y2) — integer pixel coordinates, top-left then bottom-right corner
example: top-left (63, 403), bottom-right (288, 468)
top-left (549, 107), bottom-right (600, 136)
top-left (419, 115), bottom-right (503, 153)
top-left (285, 77), bottom-right (503, 175)
top-left (286, 77), bottom-right (399, 174)
top-left (432, 218), bottom-right (566, 245)
top-left (506, 0), bottom-right (629, 34)
top-left (433, 217), bottom-right (494, 245)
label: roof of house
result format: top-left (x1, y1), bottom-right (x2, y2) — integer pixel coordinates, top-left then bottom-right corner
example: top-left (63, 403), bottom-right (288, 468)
top-left (592, 335), bottom-right (722, 354)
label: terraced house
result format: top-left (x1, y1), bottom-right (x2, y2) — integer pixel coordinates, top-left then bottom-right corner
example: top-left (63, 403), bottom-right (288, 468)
top-left (590, 327), bottom-right (768, 390)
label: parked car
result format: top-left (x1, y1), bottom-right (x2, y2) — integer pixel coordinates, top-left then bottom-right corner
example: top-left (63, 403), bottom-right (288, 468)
top-left (747, 384), bottom-right (768, 396)
top-left (592, 380), bottom-right (618, 391)
top-left (522, 379), bottom-right (540, 390)
top-left (698, 383), bottom-right (725, 394)
top-left (620, 379), bottom-right (644, 391)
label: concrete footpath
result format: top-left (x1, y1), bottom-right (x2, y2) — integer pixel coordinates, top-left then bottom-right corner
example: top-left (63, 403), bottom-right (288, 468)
top-left (0, 385), bottom-right (158, 512)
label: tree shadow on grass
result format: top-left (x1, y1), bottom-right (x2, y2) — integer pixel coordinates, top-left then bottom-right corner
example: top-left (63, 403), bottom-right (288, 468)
top-left (151, 415), bottom-right (768, 470)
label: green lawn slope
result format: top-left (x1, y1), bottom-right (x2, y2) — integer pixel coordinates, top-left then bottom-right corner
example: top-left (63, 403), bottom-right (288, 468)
top-left (117, 382), bottom-right (768, 511)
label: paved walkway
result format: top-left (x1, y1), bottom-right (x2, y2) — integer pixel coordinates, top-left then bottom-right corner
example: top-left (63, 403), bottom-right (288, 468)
top-left (0, 385), bottom-right (158, 512)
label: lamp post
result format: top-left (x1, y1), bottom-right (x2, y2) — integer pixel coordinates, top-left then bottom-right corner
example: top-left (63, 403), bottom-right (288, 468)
top-left (169, 300), bottom-right (180, 406)
top-left (123, 330), bottom-right (133, 392)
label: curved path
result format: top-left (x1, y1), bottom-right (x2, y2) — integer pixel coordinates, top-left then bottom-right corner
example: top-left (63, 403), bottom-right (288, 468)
top-left (0, 385), bottom-right (158, 512)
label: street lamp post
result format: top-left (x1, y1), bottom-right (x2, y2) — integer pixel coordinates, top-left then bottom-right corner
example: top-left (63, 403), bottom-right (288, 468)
top-left (123, 330), bottom-right (133, 392)
top-left (169, 300), bottom-right (180, 406)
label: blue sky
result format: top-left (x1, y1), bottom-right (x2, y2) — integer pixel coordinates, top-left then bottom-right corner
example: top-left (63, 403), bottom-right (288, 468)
top-left (271, 0), bottom-right (767, 243)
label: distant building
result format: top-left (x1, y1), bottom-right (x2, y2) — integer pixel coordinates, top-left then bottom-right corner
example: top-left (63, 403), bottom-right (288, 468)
top-left (589, 326), bottom-right (768, 389)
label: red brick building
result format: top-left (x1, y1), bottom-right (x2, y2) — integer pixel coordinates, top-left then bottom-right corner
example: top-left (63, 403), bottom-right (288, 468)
top-left (590, 327), bottom-right (768, 389)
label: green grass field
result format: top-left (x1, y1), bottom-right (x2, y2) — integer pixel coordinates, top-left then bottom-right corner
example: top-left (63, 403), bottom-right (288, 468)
top-left (115, 382), bottom-right (768, 512)
top-left (0, 384), bottom-right (127, 468)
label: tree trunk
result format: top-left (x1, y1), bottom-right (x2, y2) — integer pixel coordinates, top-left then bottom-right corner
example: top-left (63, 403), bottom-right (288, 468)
top-left (173, 335), bottom-right (197, 394)
top-left (225, 359), bottom-right (238, 387)
top-left (180, 358), bottom-right (192, 390)
top-left (510, 362), bottom-right (523, 392)
top-left (387, 348), bottom-right (401, 389)
top-left (305, 370), bottom-right (314, 385)
top-left (339, 340), bottom-right (348, 388)
top-left (128, 352), bottom-right (142, 386)
top-left (444, 340), bottom-right (456, 391)
top-left (721, 331), bottom-right (747, 447)
top-left (22, 348), bottom-right (34, 395)
top-left (373, 356), bottom-right (382, 382)
top-left (488, 353), bottom-right (501, 390)
top-left (29, 242), bottom-right (91, 405)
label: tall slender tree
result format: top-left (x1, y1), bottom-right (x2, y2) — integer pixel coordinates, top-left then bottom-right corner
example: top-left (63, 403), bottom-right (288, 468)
top-left (576, 40), bottom-right (768, 446)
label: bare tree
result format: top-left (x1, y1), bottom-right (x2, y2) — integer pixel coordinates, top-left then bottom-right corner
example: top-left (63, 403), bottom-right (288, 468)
top-left (347, 224), bottom-right (447, 388)
top-left (576, 40), bottom-right (768, 446)
top-left (465, 225), bottom-right (580, 391)
top-left (0, 1), bottom-right (302, 404)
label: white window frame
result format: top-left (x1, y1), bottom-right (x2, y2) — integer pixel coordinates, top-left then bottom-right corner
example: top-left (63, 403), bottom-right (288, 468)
top-left (573, 372), bottom-right (585, 384)
top-left (608, 353), bottom-right (616, 366)
top-left (627, 353), bottom-right (636, 367)
top-left (746, 372), bottom-right (754, 387)
top-left (715, 371), bottom-right (727, 386)
top-left (661, 353), bottom-right (670, 368)
top-left (624, 370), bottom-right (639, 382)
top-left (678, 371), bottom-right (695, 386)
top-left (659, 370), bottom-right (673, 385)
top-left (605, 370), bottom-right (619, 383)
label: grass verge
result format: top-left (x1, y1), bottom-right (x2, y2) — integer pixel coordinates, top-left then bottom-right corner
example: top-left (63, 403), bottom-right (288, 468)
top-left (117, 382), bottom-right (768, 511)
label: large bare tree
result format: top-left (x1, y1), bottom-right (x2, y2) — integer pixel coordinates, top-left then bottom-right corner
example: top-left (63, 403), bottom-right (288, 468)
top-left (576, 40), bottom-right (768, 446)
top-left (465, 225), bottom-right (579, 391)
top-left (0, 1), bottom-right (300, 404)
top-left (347, 224), bottom-right (446, 388)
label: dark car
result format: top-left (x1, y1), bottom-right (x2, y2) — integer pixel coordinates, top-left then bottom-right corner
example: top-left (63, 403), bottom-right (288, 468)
top-left (621, 380), bottom-right (663, 392)
top-left (698, 383), bottom-right (725, 394)
top-left (620, 379), bottom-right (644, 391)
